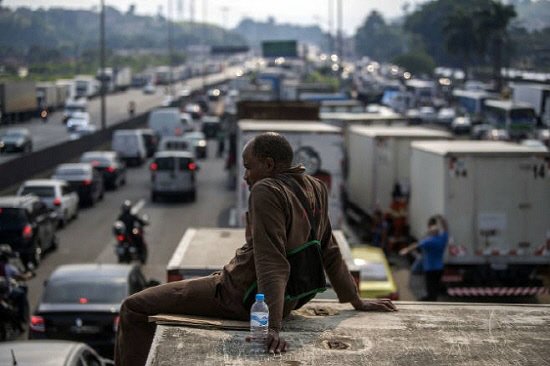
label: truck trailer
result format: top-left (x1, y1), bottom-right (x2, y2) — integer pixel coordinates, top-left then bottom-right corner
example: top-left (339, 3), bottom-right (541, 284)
top-left (344, 125), bottom-right (452, 241)
top-left (511, 82), bottom-right (550, 127)
top-left (166, 227), bottom-right (358, 288)
top-left (0, 80), bottom-right (38, 124)
top-left (36, 82), bottom-right (59, 111)
top-left (409, 140), bottom-right (550, 296)
top-left (145, 301), bottom-right (550, 365)
top-left (236, 120), bottom-right (344, 228)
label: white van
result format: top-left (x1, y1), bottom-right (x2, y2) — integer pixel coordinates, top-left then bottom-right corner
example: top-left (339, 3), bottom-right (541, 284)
top-left (148, 108), bottom-right (192, 137)
top-left (150, 151), bottom-right (199, 202)
top-left (112, 129), bottom-right (147, 166)
top-left (157, 136), bottom-right (193, 155)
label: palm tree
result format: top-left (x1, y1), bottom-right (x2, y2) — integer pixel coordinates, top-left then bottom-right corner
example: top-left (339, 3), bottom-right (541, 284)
top-left (475, 0), bottom-right (516, 92)
top-left (443, 7), bottom-right (481, 82)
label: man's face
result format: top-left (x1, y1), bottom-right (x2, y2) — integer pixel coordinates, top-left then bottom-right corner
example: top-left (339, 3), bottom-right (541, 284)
top-left (242, 141), bottom-right (270, 190)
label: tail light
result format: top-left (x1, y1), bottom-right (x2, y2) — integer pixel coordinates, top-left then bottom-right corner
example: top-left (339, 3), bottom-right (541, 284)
top-left (30, 315), bottom-right (45, 332)
top-left (380, 292), bottom-right (399, 301)
top-left (82, 180), bottom-right (91, 185)
top-left (108, 166), bottom-right (115, 173)
top-left (167, 272), bottom-right (183, 282)
top-left (175, 128), bottom-right (182, 135)
top-left (53, 198), bottom-right (61, 206)
top-left (116, 235), bottom-right (125, 242)
top-left (113, 315), bottom-right (120, 332)
top-left (188, 162), bottom-right (196, 170)
top-left (22, 224), bottom-right (32, 239)
top-left (91, 160), bottom-right (100, 166)
top-left (150, 163), bottom-right (158, 171)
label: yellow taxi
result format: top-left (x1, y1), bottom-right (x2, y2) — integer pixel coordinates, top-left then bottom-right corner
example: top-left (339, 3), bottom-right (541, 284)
top-left (351, 246), bottom-right (399, 300)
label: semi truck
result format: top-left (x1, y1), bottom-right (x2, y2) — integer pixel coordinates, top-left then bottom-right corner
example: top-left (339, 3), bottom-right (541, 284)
top-left (0, 80), bottom-right (38, 124)
top-left (409, 140), bottom-right (550, 296)
top-left (145, 301), bottom-right (550, 365)
top-left (74, 75), bottom-right (99, 99)
top-left (36, 82), bottom-right (59, 111)
top-left (236, 120), bottom-right (344, 228)
top-left (511, 82), bottom-right (550, 127)
top-left (344, 125), bottom-right (452, 241)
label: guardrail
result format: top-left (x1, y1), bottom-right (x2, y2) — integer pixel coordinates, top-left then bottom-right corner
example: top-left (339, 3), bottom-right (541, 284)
top-left (0, 113), bottom-right (148, 192)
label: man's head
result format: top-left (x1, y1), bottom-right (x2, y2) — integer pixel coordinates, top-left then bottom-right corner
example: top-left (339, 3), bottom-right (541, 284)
top-left (427, 216), bottom-right (439, 235)
top-left (242, 132), bottom-right (293, 190)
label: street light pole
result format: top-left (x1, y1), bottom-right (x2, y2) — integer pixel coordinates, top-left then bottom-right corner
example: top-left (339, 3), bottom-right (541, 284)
top-left (168, 0), bottom-right (174, 96)
top-left (100, 0), bottom-right (106, 130)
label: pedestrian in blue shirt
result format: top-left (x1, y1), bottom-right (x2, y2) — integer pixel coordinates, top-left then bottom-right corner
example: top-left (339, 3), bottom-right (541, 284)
top-left (399, 214), bottom-right (448, 301)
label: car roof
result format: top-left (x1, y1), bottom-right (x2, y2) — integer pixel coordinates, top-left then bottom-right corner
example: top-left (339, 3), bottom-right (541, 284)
top-left (0, 340), bottom-right (93, 366)
top-left (55, 163), bottom-right (92, 171)
top-left (82, 151), bottom-right (116, 158)
top-left (154, 150), bottom-right (194, 158)
top-left (0, 195), bottom-right (38, 207)
top-left (49, 263), bottom-right (136, 282)
top-left (21, 179), bottom-right (66, 187)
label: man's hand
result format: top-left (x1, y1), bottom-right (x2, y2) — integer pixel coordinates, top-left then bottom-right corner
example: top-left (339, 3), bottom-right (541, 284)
top-left (265, 328), bottom-right (288, 354)
top-left (245, 328), bottom-right (289, 354)
top-left (351, 297), bottom-right (397, 312)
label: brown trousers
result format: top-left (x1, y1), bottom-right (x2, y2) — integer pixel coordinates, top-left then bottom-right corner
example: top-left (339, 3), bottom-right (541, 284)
top-left (114, 275), bottom-right (248, 366)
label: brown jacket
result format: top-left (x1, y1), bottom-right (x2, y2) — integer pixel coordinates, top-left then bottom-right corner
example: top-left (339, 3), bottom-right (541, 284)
top-left (218, 166), bottom-right (358, 331)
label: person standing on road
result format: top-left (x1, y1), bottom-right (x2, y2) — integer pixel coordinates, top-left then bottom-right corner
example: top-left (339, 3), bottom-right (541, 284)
top-left (114, 132), bottom-right (397, 366)
top-left (399, 214), bottom-right (448, 301)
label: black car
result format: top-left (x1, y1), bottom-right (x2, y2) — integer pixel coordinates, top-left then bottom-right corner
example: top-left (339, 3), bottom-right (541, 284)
top-left (201, 115), bottom-right (221, 139)
top-left (138, 129), bottom-right (158, 157)
top-left (51, 163), bottom-right (104, 206)
top-left (80, 151), bottom-right (127, 189)
top-left (0, 195), bottom-right (58, 267)
top-left (0, 128), bottom-right (32, 153)
top-left (29, 263), bottom-right (158, 358)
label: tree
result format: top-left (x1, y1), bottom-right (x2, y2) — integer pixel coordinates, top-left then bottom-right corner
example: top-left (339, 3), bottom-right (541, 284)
top-left (355, 11), bottom-right (405, 62)
top-left (392, 50), bottom-right (436, 77)
top-left (443, 6), bottom-right (481, 81)
top-left (476, 0), bottom-right (517, 91)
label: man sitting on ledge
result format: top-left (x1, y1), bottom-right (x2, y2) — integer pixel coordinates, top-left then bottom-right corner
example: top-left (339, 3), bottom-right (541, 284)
top-left (114, 132), bottom-right (397, 366)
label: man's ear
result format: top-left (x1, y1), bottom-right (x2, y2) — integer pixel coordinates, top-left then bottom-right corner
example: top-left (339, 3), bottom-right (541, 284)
top-left (264, 157), bottom-right (275, 172)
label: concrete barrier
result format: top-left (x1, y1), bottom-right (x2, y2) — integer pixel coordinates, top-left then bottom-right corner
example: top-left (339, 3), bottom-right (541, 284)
top-left (0, 112), bottom-right (148, 192)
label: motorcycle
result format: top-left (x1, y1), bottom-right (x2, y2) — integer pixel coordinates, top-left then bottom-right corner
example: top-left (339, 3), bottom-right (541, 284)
top-left (113, 215), bottom-right (149, 264)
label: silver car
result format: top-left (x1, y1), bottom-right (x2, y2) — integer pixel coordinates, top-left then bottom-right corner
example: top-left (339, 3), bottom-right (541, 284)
top-left (17, 179), bottom-right (79, 227)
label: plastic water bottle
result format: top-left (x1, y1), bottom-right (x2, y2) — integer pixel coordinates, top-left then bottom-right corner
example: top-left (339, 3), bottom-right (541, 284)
top-left (250, 293), bottom-right (269, 353)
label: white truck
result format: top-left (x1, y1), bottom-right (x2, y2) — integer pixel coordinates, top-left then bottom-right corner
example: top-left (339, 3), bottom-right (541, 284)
top-left (345, 125), bottom-right (452, 238)
top-left (166, 227), bottom-right (358, 286)
top-left (74, 75), bottom-right (99, 99)
top-left (236, 121), bottom-right (344, 228)
top-left (409, 140), bottom-right (550, 296)
top-left (114, 66), bottom-right (132, 91)
top-left (36, 82), bottom-right (59, 111)
top-left (511, 82), bottom-right (550, 127)
top-left (146, 301), bottom-right (550, 365)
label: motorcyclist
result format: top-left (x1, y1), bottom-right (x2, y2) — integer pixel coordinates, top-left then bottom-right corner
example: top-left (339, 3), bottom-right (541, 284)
top-left (0, 245), bottom-right (33, 331)
top-left (128, 100), bottom-right (136, 118)
top-left (117, 200), bottom-right (147, 262)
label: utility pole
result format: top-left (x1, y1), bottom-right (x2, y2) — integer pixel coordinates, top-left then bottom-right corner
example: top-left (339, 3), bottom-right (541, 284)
top-left (100, 0), bottom-right (106, 130)
top-left (328, 0), bottom-right (333, 55)
top-left (168, 0), bottom-right (174, 96)
top-left (336, 0), bottom-right (343, 60)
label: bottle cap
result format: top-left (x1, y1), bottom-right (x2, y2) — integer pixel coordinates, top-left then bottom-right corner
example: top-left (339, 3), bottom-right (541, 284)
top-left (256, 293), bottom-right (265, 301)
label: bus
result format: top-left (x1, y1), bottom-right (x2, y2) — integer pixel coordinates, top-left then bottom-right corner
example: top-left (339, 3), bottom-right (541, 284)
top-left (483, 99), bottom-right (537, 139)
top-left (452, 89), bottom-right (494, 123)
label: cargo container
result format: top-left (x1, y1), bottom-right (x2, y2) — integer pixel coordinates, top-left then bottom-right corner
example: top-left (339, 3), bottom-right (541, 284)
top-left (145, 301), bottom-right (550, 365)
top-left (344, 126), bottom-right (452, 240)
top-left (0, 81), bottom-right (38, 124)
top-left (236, 121), bottom-right (344, 228)
top-left (409, 140), bottom-right (550, 296)
top-left (511, 83), bottom-right (550, 127)
top-left (36, 82), bottom-right (58, 111)
top-left (74, 75), bottom-right (99, 99)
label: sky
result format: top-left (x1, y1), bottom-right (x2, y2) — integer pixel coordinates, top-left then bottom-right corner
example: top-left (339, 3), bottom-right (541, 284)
top-left (3, 0), bottom-right (428, 35)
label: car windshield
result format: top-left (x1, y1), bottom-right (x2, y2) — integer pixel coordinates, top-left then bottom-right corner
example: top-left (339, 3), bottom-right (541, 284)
top-left (55, 168), bottom-right (88, 176)
top-left (20, 186), bottom-right (55, 198)
top-left (155, 157), bottom-right (175, 170)
top-left (0, 208), bottom-right (26, 229)
top-left (43, 278), bottom-right (128, 304)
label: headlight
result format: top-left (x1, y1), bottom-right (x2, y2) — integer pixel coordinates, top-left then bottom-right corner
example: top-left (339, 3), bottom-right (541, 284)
top-left (198, 140), bottom-right (206, 147)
